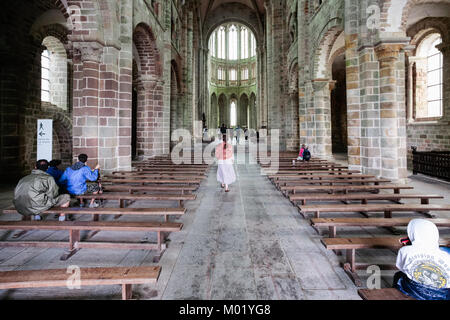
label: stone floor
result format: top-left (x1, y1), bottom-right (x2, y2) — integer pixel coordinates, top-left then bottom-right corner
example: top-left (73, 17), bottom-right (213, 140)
top-left (0, 152), bottom-right (449, 300)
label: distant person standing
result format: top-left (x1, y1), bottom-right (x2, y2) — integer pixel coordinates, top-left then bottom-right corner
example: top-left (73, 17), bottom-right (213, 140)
top-left (215, 135), bottom-right (236, 193)
top-left (220, 123), bottom-right (227, 135)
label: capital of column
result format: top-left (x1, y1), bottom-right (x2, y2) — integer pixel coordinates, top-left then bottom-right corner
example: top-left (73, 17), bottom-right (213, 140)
top-left (374, 42), bottom-right (408, 63)
top-left (312, 79), bottom-right (336, 92)
top-left (73, 41), bottom-right (103, 63)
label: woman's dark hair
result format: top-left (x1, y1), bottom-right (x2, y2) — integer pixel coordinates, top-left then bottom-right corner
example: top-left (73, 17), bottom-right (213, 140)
top-left (49, 159), bottom-right (62, 167)
top-left (36, 159), bottom-right (49, 172)
top-left (78, 154), bottom-right (88, 163)
top-left (223, 135), bottom-right (227, 150)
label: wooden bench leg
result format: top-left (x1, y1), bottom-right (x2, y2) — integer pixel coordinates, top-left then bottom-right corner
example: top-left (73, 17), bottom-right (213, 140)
top-left (122, 284), bottom-right (133, 300)
top-left (329, 226), bottom-right (336, 238)
top-left (384, 211), bottom-right (392, 219)
top-left (343, 249), bottom-right (362, 287)
top-left (61, 230), bottom-right (80, 261)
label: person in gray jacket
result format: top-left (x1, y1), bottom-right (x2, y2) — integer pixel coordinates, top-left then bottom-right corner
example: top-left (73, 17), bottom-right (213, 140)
top-left (13, 159), bottom-right (70, 221)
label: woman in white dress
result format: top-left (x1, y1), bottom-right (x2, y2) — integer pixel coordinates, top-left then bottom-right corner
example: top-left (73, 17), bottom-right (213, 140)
top-left (215, 135), bottom-right (236, 192)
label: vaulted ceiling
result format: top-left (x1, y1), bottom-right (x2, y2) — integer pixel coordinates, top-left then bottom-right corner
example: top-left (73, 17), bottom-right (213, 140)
top-left (199, 0), bottom-right (265, 22)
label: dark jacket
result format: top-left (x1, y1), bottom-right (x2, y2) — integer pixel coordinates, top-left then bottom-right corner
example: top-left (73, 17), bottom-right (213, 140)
top-left (59, 162), bottom-right (99, 195)
top-left (13, 170), bottom-right (60, 216)
top-left (47, 166), bottom-right (63, 182)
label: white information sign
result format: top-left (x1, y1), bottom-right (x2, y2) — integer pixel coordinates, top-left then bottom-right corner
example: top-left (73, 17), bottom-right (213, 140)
top-left (37, 119), bottom-right (53, 161)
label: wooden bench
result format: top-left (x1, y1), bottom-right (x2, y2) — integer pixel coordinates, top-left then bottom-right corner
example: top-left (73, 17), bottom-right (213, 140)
top-left (276, 178), bottom-right (391, 188)
top-left (289, 193), bottom-right (444, 206)
top-left (3, 207), bottom-right (186, 222)
top-left (0, 266), bottom-right (161, 300)
top-left (299, 204), bottom-right (450, 219)
top-left (311, 217), bottom-right (450, 238)
top-left (103, 184), bottom-right (197, 194)
top-left (102, 178), bottom-right (202, 185)
top-left (263, 170), bottom-right (360, 176)
top-left (269, 174), bottom-right (376, 181)
top-left (104, 174), bottom-right (205, 180)
top-left (358, 288), bottom-right (415, 300)
top-left (281, 184), bottom-right (414, 196)
top-left (112, 170), bottom-right (207, 176)
top-left (76, 193), bottom-right (196, 208)
top-left (322, 237), bottom-right (450, 286)
top-left (0, 220), bottom-right (183, 260)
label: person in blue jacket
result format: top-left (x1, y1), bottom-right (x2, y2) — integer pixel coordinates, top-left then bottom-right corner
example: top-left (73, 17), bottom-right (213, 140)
top-left (59, 154), bottom-right (102, 216)
top-left (47, 160), bottom-right (63, 181)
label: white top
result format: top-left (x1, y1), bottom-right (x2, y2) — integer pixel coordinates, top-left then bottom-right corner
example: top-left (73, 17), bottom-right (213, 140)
top-left (396, 219), bottom-right (450, 289)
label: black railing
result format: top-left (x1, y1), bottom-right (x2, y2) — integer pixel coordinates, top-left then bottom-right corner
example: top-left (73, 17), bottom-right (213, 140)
top-left (411, 146), bottom-right (450, 181)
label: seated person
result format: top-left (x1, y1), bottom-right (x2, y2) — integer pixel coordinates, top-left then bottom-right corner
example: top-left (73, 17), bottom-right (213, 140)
top-left (47, 160), bottom-right (64, 184)
top-left (59, 154), bottom-right (101, 211)
top-left (13, 159), bottom-right (70, 221)
top-left (297, 144), bottom-right (306, 161)
top-left (394, 219), bottom-right (450, 300)
top-left (303, 147), bottom-right (311, 162)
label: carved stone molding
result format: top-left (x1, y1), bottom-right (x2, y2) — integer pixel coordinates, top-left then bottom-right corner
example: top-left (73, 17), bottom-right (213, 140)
top-left (73, 41), bottom-right (103, 63)
top-left (312, 79), bottom-right (336, 92)
top-left (374, 43), bottom-right (407, 62)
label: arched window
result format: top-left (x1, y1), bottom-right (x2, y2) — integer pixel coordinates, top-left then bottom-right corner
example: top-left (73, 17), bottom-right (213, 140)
top-left (426, 37), bottom-right (443, 118)
top-left (241, 27), bottom-right (249, 59)
top-left (41, 36), bottom-right (68, 110)
top-left (229, 69), bottom-right (237, 81)
top-left (228, 25), bottom-right (238, 60)
top-left (209, 32), bottom-right (216, 57)
top-left (41, 49), bottom-right (51, 102)
top-left (250, 33), bottom-right (256, 57)
top-left (230, 100), bottom-right (237, 127)
top-left (241, 68), bottom-right (249, 80)
top-left (414, 34), bottom-right (443, 120)
top-left (218, 26), bottom-right (226, 59)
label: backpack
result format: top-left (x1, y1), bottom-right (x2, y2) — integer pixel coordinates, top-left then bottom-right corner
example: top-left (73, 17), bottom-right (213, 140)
top-left (303, 149), bottom-right (311, 161)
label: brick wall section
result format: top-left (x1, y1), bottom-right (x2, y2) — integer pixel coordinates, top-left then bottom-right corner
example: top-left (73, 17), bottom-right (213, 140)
top-left (0, 0), bottom-right (73, 179)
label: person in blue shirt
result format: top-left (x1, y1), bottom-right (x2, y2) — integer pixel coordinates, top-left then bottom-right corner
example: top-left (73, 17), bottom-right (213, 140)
top-left (47, 160), bottom-right (64, 185)
top-left (59, 154), bottom-right (102, 215)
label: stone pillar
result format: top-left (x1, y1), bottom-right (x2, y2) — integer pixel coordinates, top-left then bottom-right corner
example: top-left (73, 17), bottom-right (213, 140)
top-left (344, 0), bottom-right (362, 172)
top-left (312, 79), bottom-right (334, 159)
top-left (72, 41), bottom-right (103, 165)
top-left (136, 77), bottom-right (165, 159)
top-left (375, 42), bottom-right (408, 180)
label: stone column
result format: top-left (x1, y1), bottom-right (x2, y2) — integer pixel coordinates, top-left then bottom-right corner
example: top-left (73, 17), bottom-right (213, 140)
top-left (312, 79), bottom-right (334, 159)
top-left (72, 41), bottom-right (103, 165)
top-left (375, 42), bottom-right (408, 181)
top-left (136, 78), bottom-right (158, 159)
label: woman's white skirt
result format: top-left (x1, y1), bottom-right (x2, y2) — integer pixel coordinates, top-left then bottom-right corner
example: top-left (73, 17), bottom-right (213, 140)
top-left (217, 163), bottom-right (236, 185)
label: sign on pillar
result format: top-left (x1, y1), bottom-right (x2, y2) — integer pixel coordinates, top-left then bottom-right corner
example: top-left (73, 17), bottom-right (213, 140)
top-left (37, 119), bottom-right (53, 161)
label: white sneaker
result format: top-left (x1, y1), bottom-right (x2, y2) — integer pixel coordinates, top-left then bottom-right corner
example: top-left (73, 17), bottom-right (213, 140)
top-left (89, 202), bottom-right (100, 208)
top-left (58, 215), bottom-right (66, 222)
top-left (32, 215), bottom-right (41, 221)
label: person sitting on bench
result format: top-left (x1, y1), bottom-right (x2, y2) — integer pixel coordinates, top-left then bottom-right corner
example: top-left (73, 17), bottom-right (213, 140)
top-left (297, 144), bottom-right (306, 161)
top-left (47, 160), bottom-right (63, 182)
top-left (394, 219), bottom-right (450, 300)
top-left (59, 154), bottom-right (102, 211)
top-left (13, 159), bottom-right (70, 221)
